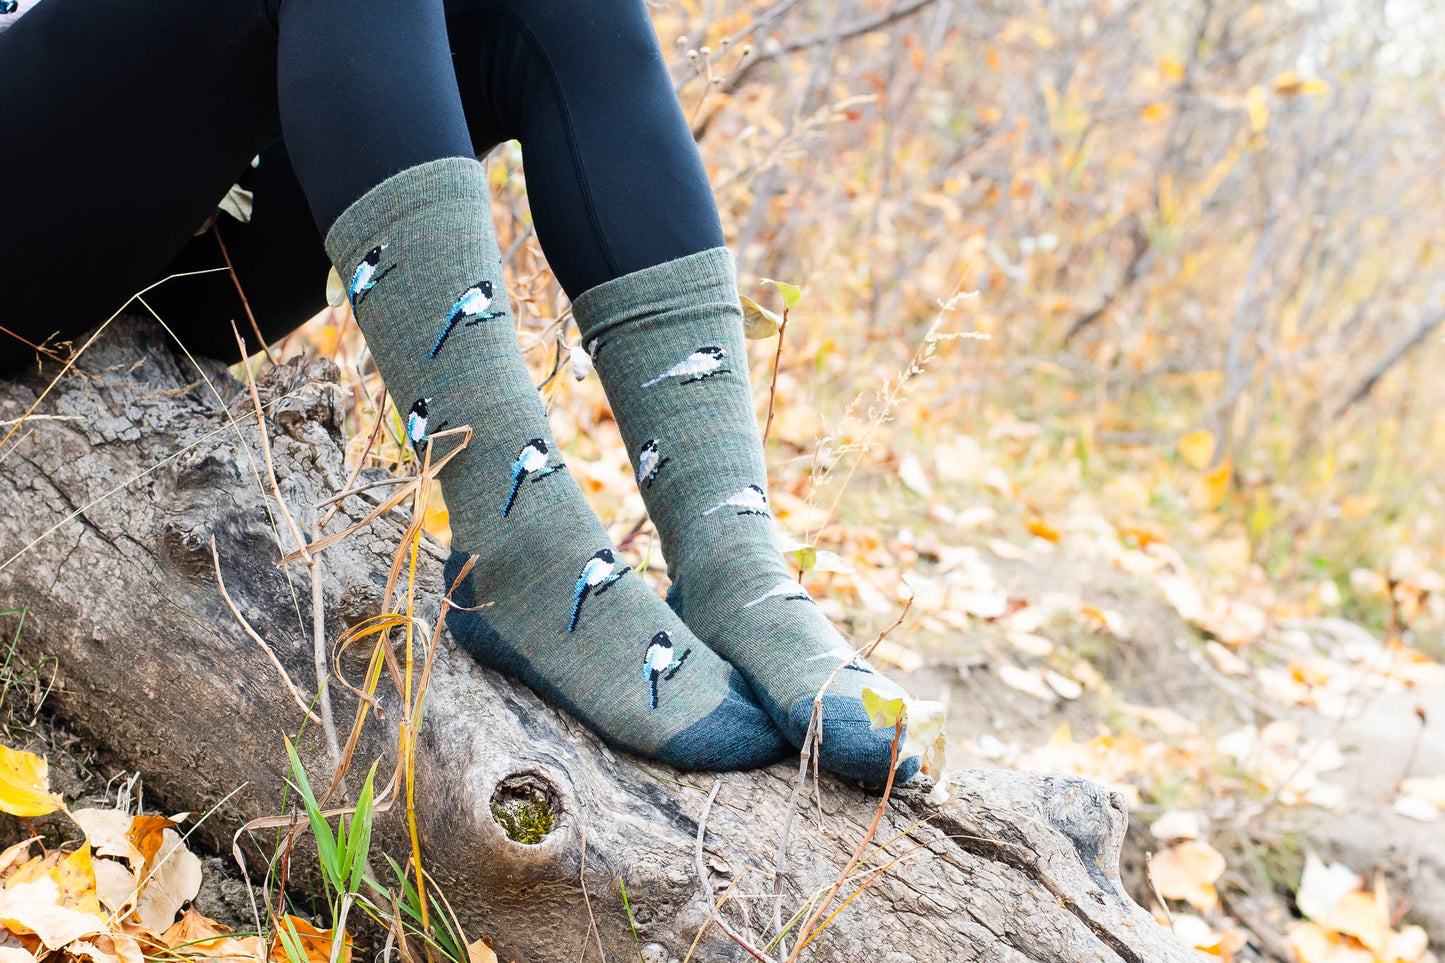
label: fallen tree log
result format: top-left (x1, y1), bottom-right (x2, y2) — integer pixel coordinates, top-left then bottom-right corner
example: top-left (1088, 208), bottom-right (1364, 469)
top-left (0, 318), bottom-right (1198, 963)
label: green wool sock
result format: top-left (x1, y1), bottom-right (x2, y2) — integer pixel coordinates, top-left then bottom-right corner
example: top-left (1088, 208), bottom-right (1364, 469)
top-left (324, 159), bottom-right (786, 771)
top-left (572, 247), bottom-right (920, 786)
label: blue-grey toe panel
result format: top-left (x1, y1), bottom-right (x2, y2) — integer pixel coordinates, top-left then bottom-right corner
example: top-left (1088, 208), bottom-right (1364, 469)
top-left (787, 694), bottom-right (919, 787)
top-left (656, 669), bottom-right (791, 771)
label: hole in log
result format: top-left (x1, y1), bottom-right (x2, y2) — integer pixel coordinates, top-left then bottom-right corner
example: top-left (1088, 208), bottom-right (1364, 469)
top-left (489, 773), bottom-right (560, 845)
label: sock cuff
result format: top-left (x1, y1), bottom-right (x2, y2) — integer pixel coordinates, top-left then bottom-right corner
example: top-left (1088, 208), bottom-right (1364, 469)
top-left (570, 246), bottom-right (739, 340)
top-left (323, 156), bottom-right (489, 268)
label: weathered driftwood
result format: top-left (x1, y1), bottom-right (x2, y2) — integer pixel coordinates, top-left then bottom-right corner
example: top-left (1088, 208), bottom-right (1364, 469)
top-left (0, 318), bottom-right (1197, 963)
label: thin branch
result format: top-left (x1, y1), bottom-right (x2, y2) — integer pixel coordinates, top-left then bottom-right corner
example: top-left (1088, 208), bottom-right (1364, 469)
top-left (213, 223), bottom-right (279, 365)
top-left (695, 780), bottom-right (779, 963)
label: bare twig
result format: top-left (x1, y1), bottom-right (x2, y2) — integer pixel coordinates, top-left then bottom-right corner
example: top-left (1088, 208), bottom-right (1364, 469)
top-left (213, 223), bottom-right (279, 366)
top-left (695, 780), bottom-right (779, 963)
top-left (761, 308), bottom-right (790, 447)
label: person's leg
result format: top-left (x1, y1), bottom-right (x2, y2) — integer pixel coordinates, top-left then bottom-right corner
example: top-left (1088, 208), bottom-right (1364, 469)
top-left (143, 137), bottom-right (335, 361)
top-left (461, 0), bottom-right (918, 784)
top-left (0, 0), bottom-right (284, 373)
top-left (276, 0), bottom-right (784, 769)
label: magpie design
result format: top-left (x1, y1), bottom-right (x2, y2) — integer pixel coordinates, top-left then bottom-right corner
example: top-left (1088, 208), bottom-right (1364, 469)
top-left (636, 439), bottom-right (671, 489)
top-left (742, 579), bottom-right (813, 609)
top-left (701, 484), bottom-right (771, 518)
top-left (503, 438), bottom-right (564, 517)
top-left (642, 631), bottom-right (689, 709)
top-left (349, 244), bottom-right (397, 307)
top-left (569, 549), bottom-right (630, 631)
top-left (406, 398), bottom-right (448, 452)
top-left (640, 346), bottom-right (729, 388)
top-left (431, 280), bottom-right (506, 357)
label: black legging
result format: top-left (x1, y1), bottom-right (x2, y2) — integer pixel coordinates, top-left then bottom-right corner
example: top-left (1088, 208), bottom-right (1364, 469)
top-left (0, 0), bottom-right (725, 368)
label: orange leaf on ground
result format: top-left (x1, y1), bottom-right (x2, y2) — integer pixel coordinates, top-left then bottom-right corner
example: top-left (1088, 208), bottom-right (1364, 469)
top-left (1025, 518), bottom-right (1060, 543)
top-left (125, 816), bottom-right (178, 876)
top-left (270, 916), bottom-right (350, 963)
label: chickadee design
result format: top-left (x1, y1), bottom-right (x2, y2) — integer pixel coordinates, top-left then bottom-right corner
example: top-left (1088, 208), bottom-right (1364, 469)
top-left (701, 484), bottom-right (771, 518)
top-left (348, 244), bottom-right (396, 306)
top-left (406, 398), bottom-right (448, 451)
top-left (431, 280), bottom-right (506, 357)
top-left (642, 631), bottom-right (689, 709)
top-left (640, 346), bottom-right (728, 388)
top-left (742, 579), bottom-right (813, 609)
top-left (805, 646), bottom-right (872, 673)
top-left (636, 439), bottom-right (671, 489)
top-left (569, 549), bottom-right (630, 632)
top-left (503, 438), bottom-right (563, 517)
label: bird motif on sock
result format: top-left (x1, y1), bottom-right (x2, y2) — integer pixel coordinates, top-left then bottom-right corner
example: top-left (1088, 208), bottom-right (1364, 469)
top-left (641, 346), bottom-right (729, 388)
top-left (742, 578), bottom-right (814, 609)
top-left (406, 398), bottom-right (448, 453)
top-left (636, 440), bottom-right (671, 489)
top-left (586, 337), bottom-right (606, 363)
top-left (569, 548), bottom-right (631, 631)
top-left (701, 484), bottom-right (771, 518)
top-left (805, 644), bottom-right (873, 673)
top-left (641, 630), bottom-right (689, 709)
top-left (431, 280), bottom-right (506, 357)
top-left (503, 437), bottom-right (564, 517)
top-left (349, 244), bottom-right (397, 307)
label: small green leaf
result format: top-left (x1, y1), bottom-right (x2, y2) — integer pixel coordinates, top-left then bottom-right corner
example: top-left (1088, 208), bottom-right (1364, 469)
top-left (760, 278), bottom-right (802, 308)
top-left (861, 686), bottom-right (906, 730)
top-left (740, 295), bottom-right (782, 339)
top-left (794, 546), bottom-right (818, 571)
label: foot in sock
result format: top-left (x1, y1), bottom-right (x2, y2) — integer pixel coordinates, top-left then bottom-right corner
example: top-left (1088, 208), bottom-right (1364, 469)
top-left (324, 159), bottom-right (788, 771)
top-left (572, 248), bottom-right (922, 786)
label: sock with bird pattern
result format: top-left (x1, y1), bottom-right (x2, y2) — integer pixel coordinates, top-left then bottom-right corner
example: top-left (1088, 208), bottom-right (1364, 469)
top-left (572, 246), bottom-right (920, 786)
top-left (324, 159), bottom-right (787, 770)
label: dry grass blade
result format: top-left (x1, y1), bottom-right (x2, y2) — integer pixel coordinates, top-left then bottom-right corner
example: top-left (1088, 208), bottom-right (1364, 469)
top-left (787, 719), bottom-right (903, 961)
top-left (210, 534), bottom-right (321, 725)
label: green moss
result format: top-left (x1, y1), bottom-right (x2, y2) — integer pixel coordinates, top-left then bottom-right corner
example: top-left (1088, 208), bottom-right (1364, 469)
top-left (491, 799), bottom-right (554, 844)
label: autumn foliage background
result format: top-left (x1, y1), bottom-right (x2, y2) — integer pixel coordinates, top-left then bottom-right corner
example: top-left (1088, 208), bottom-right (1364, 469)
top-left (3, 0), bottom-right (1443, 961)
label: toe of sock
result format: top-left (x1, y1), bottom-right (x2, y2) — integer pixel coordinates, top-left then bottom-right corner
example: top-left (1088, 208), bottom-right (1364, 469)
top-left (788, 695), bottom-right (920, 788)
top-left (657, 670), bottom-right (791, 771)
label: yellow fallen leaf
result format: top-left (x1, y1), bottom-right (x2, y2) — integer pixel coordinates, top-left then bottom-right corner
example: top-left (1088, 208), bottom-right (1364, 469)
top-left (1158, 57), bottom-right (1186, 82)
top-left (1149, 839), bottom-right (1226, 912)
top-left (161, 907), bottom-right (266, 962)
top-left (0, 746), bottom-right (63, 819)
top-left (1287, 921), bottom-right (1374, 963)
top-left (0, 877), bottom-right (103, 950)
top-left (1178, 428), bottom-right (1217, 469)
top-left (48, 845), bottom-right (103, 921)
